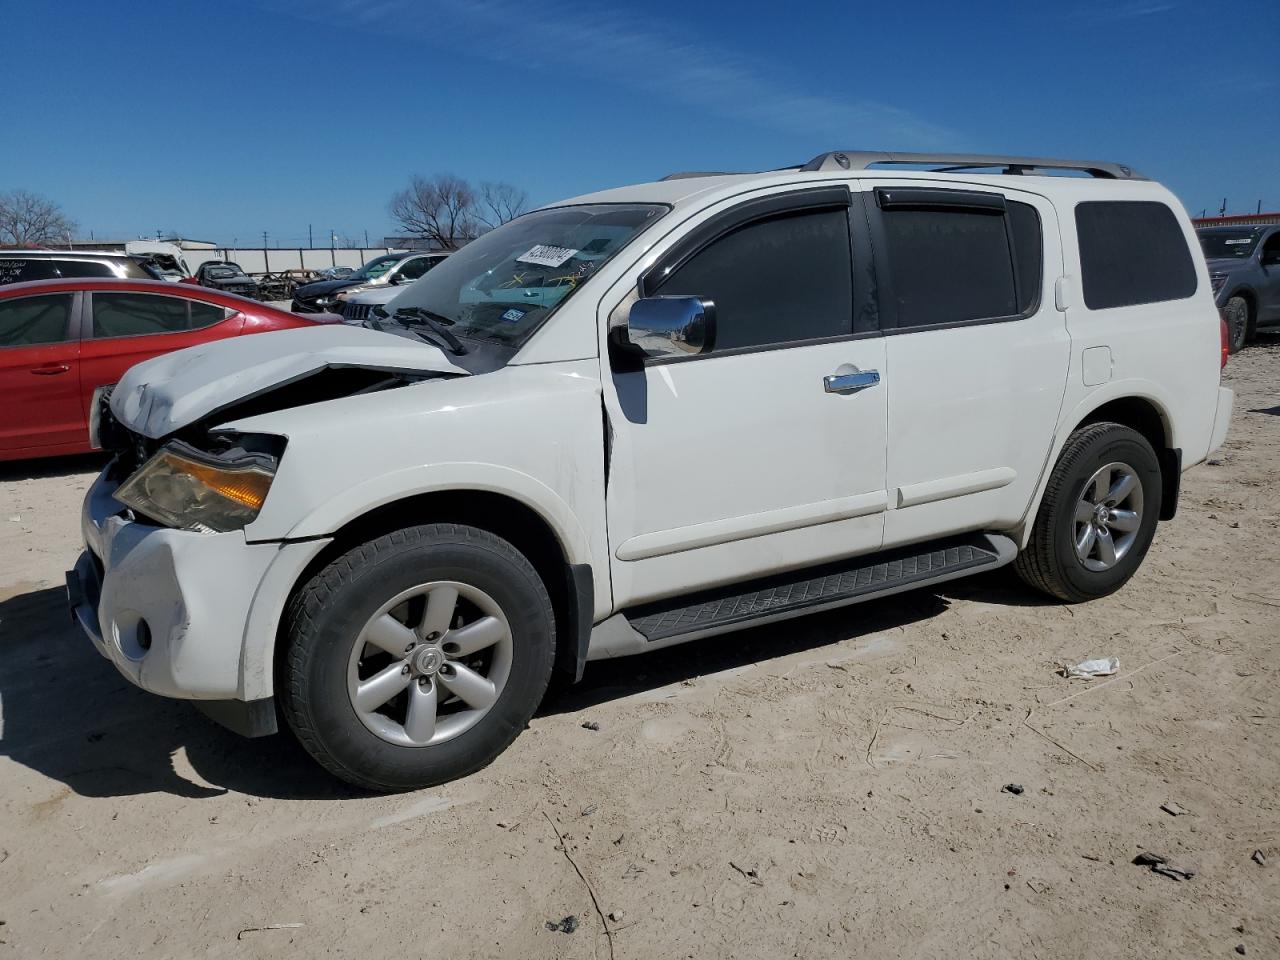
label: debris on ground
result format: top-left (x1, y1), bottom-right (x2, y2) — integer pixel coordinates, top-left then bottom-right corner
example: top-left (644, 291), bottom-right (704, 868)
top-left (1160, 801), bottom-right (1189, 817)
top-left (1062, 657), bottom-right (1119, 679)
top-left (1251, 850), bottom-right (1266, 866)
top-left (1132, 851), bottom-right (1195, 881)
top-left (1002, 783), bottom-right (1025, 796)
top-left (580, 804), bottom-right (598, 817)
top-left (729, 861), bottom-right (762, 886)
top-left (237, 923), bottom-right (304, 940)
top-left (1235, 945), bottom-right (1246, 956)
top-left (608, 910), bottom-right (625, 923)
top-left (545, 916), bottom-right (579, 934)
top-left (580, 721), bottom-right (601, 731)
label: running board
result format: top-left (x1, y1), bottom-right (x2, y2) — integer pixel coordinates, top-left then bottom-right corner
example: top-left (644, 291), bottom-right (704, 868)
top-left (586, 533), bottom-right (1017, 660)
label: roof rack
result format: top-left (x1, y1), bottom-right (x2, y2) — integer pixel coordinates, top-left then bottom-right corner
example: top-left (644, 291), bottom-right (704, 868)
top-left (659, 171), bottom-right (745, 181)
top-left (799, 151), bottom-right (1145, 180)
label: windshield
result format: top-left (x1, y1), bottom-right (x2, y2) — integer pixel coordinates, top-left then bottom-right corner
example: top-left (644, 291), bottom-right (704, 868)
top-left (1199, 229), bottom-right (1261, 259)
top-left (385, 203), bottom-right (666, 346)
top-left (351, 255), bottom-right (402, 281)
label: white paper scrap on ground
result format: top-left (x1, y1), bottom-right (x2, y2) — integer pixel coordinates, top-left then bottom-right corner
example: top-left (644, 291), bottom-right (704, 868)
top-left (1063, 656), bottom-right (1119, 679)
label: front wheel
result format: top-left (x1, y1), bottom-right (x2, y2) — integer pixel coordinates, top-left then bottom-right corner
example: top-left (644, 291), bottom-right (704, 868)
top-left (280, 524), bottom-right (555, 791)
top-left (1015, 422), bottom-right (1162, 603)
top-left (1223, 295), bottom-right (1251, 353)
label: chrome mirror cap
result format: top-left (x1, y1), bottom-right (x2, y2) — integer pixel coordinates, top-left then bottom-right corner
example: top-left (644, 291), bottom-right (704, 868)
top-left (620, 296), bottom-right (716, 361)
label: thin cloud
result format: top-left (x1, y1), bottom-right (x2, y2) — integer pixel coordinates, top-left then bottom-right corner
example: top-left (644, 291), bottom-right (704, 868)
top-left (1086, 1), bottom-right (1179, 19)
top-left (270, 0), bottom-right (960, 149)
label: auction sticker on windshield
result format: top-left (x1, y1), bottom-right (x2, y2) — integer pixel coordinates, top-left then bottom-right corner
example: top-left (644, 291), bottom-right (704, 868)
top-left (517, 245), bottom-right (577, 268)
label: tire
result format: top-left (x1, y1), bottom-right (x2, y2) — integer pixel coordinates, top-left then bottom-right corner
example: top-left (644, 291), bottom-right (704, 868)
top-left (280, 523), bottom-right (555, 792)
top-left (1015, 423), bottom-right (1162, 603)
top-left (1223, 295), bottom-right (1251, 353)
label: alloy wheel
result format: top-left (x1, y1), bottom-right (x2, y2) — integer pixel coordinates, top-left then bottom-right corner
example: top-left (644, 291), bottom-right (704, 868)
top-left (346, 581), bottom-right (513, 747)
top-left (1073, 461), bottom-right (1144, 572)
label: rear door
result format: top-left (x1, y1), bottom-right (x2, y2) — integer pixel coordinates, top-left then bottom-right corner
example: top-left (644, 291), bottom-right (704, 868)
top-left (1259, 230), bottom-right (1280, 323)
top-left (0, 292), bottom-right (84, 454)
top-left (862, 181), bottom-right (1070, 547)
top-left (78, 291), bottom-right (242, 422)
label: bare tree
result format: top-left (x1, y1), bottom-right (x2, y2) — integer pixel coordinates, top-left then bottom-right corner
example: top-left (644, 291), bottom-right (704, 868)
top-left (477, 181), bottom-right (529, 230)
top-left (0, 190), bottom-right (76, 247)
top-left (389, 174), bottom-right (527, 249)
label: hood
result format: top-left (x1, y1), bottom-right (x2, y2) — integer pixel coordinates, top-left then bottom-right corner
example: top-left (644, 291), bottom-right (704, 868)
top-left (1205, 257), bottom-right (1249, 274)
top-left (110, 324), bottom-right (469, 439)
top-left (296, 277), bottom-right (365, 298)
top-left (344, 284), bottom-right (404, 306)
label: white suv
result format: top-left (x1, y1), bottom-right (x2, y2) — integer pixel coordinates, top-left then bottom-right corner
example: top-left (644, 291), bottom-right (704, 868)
top-left (68, 151), bottom-right (1233, 790)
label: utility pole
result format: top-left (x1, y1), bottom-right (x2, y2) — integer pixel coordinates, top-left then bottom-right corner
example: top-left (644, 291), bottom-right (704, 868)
top-left (1219, 198), bottom-right (1227, 216)
top-left (1258, 200), bottom-right (1263, 215)
top-left (308, 224), bottom-right (313, 248)
top-left (363, 229), bottom-right (368, 248)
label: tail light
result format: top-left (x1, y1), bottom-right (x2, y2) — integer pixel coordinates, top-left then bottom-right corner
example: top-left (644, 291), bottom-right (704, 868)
top-left (1219, 311), bottom-right (1229, 369)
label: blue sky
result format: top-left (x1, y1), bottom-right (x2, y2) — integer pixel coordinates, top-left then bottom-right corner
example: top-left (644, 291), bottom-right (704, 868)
top-left (1, 0), bottom-right (1276, 246)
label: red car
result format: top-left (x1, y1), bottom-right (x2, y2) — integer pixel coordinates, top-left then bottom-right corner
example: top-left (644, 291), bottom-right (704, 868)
top-left (0, 278), bottom-right (339, 461)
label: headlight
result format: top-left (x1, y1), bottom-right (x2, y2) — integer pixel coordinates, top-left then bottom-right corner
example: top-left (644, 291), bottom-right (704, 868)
top-left (114, 441), bottom-right (278, 533)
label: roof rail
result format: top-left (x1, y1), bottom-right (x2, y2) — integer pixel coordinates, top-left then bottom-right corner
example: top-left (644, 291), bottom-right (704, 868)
top-left (800, 151), bottom-right (1145, 180)
top-left (659, 171), bottom-right (744, 181)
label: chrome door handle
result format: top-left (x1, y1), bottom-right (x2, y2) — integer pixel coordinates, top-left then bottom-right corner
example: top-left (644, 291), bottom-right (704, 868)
top-left (824, 370), bottom-right (880, 394)
top-left (30, 364), bottom-right (71, 376)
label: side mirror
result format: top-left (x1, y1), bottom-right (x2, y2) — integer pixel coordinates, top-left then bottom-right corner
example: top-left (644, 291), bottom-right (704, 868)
top-left (613, 296), bottom-right (716, 362)
top-left (389, 272), bottom-right (409, 285)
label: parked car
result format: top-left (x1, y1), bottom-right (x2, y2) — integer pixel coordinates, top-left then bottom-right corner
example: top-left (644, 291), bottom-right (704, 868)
top-left (337, 283), bottom-right (404, 324)
top-left (1197, 224), bottom-right (1280, 352)
top-left (192, 261), bottom-right (259, 299)
top-left (124, 241), bottom-right (193, 282)
top-left (0, 278), bottom-right (337, 461)
top-left (317, 265), bottom-right (355, 280)
top-left (0, 249), bottom-right (151, 285)
top-left (71, 150), bottom-right (1232, 791)
top-left (291, 252), bottom-right (447, 312)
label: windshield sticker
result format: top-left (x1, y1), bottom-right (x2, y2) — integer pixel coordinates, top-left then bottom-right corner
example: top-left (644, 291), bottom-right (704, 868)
top-left (500, 307), bottom-right (527, 323)
top-left (517, 244), bottom-right (578, 268)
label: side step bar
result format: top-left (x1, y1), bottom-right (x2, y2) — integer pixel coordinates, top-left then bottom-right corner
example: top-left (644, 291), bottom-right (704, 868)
top-left (586, 533), bottom-right (1017, 661)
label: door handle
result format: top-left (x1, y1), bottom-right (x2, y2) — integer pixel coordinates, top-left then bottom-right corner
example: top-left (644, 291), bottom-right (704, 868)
top-left (824, 370), bottom-right (880, 394)
top-left (30, 364), bottom-right (71, 376)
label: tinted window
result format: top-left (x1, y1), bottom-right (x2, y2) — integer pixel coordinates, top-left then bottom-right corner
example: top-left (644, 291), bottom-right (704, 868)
top-left (656, 208), bottom-right (852, 351)
top-left (879, 204), bottom-right (1017, 327)
top-left (1009, 201), bottom-right (1043, 315)
top-left (92, 293), bottom-right (190, 337)
top-left (0, 259), bottom-right (59, 284)
top-left (1076, 201), bottom-right (1197, 310)
top-left (54, 260), bottom-right (117, 279)
top-left (396, 257), bottom-right (432, 281)
top-left (189, 299), bottom-right (230, 329)
top-left (0, 294), bottom-right (74, 346)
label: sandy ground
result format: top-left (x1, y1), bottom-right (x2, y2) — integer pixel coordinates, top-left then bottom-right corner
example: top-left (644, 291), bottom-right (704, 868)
top-left (1, 344), bottom-right (1277, 960)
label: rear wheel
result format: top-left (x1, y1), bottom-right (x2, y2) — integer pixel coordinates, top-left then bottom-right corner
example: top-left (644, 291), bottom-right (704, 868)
top-left (1223, 295), bottom-right (1251, 353)
top-left (280, 524), bottom-right (555, 791)
top-left (1015, 423), bottom-right (1162, 603)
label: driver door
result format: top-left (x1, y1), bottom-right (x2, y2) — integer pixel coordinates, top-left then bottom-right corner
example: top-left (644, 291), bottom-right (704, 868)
top-left (601, 186), bottom-right (889, 608)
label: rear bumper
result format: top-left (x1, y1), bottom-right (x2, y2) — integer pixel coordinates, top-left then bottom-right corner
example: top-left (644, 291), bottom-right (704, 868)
top-left (1208, 386), bottom-right (1233, 456)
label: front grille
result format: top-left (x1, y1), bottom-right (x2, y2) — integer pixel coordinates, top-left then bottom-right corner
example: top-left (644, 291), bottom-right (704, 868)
top-left (342, 302), bottom-right (373, 322)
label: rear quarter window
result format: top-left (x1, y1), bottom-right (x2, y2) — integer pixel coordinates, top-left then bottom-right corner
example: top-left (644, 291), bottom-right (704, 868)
top-left (1075, 201), bottom-right (1197, 310)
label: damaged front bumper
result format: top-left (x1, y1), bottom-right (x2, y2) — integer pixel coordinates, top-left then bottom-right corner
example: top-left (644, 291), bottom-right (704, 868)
top-left (66, 469), bottom-right (330, 737)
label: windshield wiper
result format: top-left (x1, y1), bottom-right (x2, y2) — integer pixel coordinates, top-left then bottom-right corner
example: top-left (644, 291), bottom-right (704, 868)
top-left (391, 307), bottom-right (469, 355)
